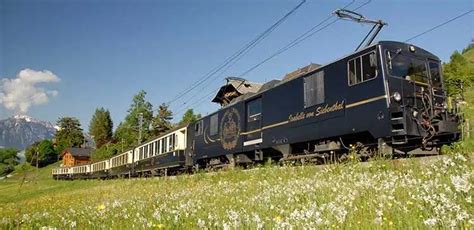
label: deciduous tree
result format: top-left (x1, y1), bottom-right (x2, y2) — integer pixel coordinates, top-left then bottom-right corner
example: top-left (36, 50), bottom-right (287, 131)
top-left (114, 90), bottom-right (154, 147)
top-left (179, 109), bottom-right (201, 125)
top-left (443, 50), bottom-right (474, 99)
top-left (25, 140), bottom-right (57, 167)
top-left (0, 148), bottom-right (19, 176)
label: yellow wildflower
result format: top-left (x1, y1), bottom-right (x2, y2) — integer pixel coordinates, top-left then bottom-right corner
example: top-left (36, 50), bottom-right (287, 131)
top-left (97, 204), bottom-right (106, 211)
top-left (274, 216), bottom-right (283, 222)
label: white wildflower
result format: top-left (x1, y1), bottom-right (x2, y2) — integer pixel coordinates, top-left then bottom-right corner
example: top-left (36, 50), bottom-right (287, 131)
top-left (451, 174), bottom-right (472, 193)
top-left (197, 219), bottom-right (206, 228)
top-left (423, 218), bottom-right (437, 226)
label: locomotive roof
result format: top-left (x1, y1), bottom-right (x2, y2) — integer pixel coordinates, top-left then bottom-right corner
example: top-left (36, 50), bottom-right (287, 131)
top-left (211, 40), bottom-right (439, 109)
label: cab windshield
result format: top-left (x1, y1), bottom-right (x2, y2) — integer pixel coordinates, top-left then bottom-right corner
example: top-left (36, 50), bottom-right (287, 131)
top-left (387, 51), bottom-right (443, 88)
top-left (387, 51), bottom-right (428, 84)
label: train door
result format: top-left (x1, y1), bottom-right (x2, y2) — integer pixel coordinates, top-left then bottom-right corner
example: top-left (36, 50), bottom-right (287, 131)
top-left (244, 97), bottom-right (262, 146)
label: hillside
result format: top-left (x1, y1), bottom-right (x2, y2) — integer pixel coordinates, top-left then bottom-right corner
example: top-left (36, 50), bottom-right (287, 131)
top-left (0, 154), bottom-right (472, 229)
top-left (463, 47), bottom-right (474, 63)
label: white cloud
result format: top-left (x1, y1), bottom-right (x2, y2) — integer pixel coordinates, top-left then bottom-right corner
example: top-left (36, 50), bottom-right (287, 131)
top-left (0, 69), bottom-right (60, 114)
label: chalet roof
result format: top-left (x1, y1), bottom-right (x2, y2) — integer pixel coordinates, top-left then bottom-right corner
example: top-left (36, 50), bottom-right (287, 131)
top-left (61, 147), bottom-right (92, 158)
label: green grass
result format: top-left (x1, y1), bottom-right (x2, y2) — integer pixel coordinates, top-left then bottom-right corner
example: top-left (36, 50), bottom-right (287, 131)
top-left (0, 153), bottom-right (472, 229)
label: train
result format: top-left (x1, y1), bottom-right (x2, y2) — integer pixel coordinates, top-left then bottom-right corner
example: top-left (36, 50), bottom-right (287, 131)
top-left (53, 41), bottom-right (462, 180)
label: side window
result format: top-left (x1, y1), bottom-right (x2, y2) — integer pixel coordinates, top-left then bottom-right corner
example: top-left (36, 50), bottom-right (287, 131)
top-left (210, 114), bottom-right (219, 136)
top-left (194, 120), bottom-right (203, 136)
top-left (247, 98), bottom-right (262, 122)
top-left (348, 52), bottom-right (377, 85)
top-left (246, 97), bottom-right (262, 140)
top-left (170, 135), bottom-right (175, 151)
top-left (160, 139), bottom-right (165, 154)
top-left (304, 71), bottom-right (325, 107)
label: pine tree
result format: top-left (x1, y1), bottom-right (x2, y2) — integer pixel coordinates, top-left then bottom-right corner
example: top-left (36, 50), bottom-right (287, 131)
top-left (179, 109), bottom-right (201, 125)
top-left (153, 103), bottom-right (173, 135)
top-left (55, 117), bottom-right (85, 151)
top-left (89, 108), bottom-right (113, 148)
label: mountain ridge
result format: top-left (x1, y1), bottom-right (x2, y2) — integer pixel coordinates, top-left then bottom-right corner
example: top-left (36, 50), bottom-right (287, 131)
top-left (0, 115), bottom-right (56, 150)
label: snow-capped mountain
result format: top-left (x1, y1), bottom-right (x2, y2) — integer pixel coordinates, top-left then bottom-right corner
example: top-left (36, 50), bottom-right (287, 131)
top-left (0, 115), bottom-right (56, 150)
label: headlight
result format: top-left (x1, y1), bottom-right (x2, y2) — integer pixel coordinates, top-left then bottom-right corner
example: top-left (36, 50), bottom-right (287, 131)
top-left (393, 92), bottom-right (402, 102)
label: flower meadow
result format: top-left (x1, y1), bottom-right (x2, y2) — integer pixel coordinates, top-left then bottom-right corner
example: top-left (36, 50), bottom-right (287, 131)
top-left (0, 153), bottom-right (472, 229)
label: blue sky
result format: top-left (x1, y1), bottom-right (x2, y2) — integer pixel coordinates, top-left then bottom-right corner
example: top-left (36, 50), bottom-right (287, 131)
top-left (0, 0), bottom-right (472, 129)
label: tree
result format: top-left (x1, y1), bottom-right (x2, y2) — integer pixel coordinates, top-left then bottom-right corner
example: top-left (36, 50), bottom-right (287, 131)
top-left (0, 148), bottom-right (19, 176)
top-left (89, 108), bottom-right (113, 148)
top-left (462, 39), bottom-right (474, 54)
top-left (443, 50), bottom-right (474, 99)
top-left (55, 117), bottom-right (85, 152)
top-left (114, 90), bottom-right (154, 148)
top-left (153, 103), bottom-right (173, 135)
top-left (25, 140), bottom-right (58, 167)
top-left (91, 143), bottom-right (121, 161)
top-left (179, 109), bottom-right (201, 125)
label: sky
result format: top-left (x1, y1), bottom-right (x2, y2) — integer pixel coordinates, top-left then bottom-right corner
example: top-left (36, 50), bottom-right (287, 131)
top-left (0, 0), bottom-right (473, 129)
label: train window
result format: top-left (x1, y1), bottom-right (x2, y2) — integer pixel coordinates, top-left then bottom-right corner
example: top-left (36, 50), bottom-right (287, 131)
top-left (246, 98), bottom-right (262, 140)
top-left (348, 52), bottom-right (377, 85)
top-left (429, 61), bottom-right (442, 89)
top-left (304, 71), bottom-right (325, 107)
top-left (387, 51), bottom-right (428, 84)
top-left (210, 114), bottom-right (219, 136)
top-left (161, 138), bottom-right (165, 153)
top-left (174, 134), bottom-right (179, 150)
top-left (195, 120), bottom-right (203, 136)
top-left (170, 135), bottom-right (175, 151)
top-left (247, 98), bottom-right (262, 121)
top-left (362, 54), bottom-right (377, 81)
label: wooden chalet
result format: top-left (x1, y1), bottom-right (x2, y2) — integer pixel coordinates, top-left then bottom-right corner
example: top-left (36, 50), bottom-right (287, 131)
top-left (60, 148), bottom-right (92, 167)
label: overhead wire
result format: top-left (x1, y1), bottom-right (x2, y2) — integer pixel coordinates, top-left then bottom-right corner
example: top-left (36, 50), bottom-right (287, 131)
top-left (166, 0), bottom-right (307, 106)
top-left (174, 0), bottom-right (368, 116)
top-left (405, 9), bottom-right (473, 42)
top-left (240, 0), bottom-right (370, 77)
top-left (175, 2), bottom-right (474, 118)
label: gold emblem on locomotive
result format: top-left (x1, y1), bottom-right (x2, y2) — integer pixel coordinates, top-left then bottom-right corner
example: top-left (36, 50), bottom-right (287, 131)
top-left (220, 108), bottom-right (241, 150)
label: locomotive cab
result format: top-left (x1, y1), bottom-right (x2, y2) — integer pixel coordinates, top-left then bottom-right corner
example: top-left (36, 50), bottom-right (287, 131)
top-left (381, 41), bottom-right (461, 152)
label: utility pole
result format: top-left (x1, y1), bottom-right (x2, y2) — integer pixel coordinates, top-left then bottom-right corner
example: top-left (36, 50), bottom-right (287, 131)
top-left (35, 150), bottom-right (39, 169)
top-left (138, 113), bottom-right (143, 145)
